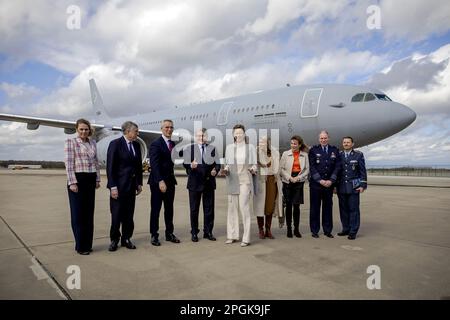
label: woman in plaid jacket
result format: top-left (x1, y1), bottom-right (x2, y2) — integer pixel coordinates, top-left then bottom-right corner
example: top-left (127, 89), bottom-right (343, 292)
top-left (64, 119), bottom-right (101, 255)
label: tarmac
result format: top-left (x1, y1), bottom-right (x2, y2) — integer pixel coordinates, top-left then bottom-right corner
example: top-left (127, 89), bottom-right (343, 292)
top-left (0, 169), bottom-right (449, 300)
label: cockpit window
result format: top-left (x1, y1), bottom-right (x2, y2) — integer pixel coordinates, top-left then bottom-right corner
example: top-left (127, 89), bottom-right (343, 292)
top-left (351, 93), bottom-right (365, 102)
top-left (375, 94), bottom-right (392, 101)
top-left (352, 92), bottom-right (393, 102)
top-left (364, 93), bottom-right (376, 102)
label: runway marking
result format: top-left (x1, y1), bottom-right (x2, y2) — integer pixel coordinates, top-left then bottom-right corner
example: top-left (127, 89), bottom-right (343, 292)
top-left (341, 245), bottom-right (363, 251)
top-left (0, 215), bottom-right (72, 300)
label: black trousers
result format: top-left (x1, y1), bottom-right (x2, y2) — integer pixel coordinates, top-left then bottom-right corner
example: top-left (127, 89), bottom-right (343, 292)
top-left (67, 172), bottom-right (96, 252)
top-left (283, 182), bottom-right (303, 230)
top-left (309, 186), bottom-right (334, 234)
top-left (189, 188), bottom-right (215, 235)
top-left (110, 190), bottom-right (136, 242)
top-left (285, 203), bottom-right (301, 230)
top-left (150, 183), bottom-right (175, 238)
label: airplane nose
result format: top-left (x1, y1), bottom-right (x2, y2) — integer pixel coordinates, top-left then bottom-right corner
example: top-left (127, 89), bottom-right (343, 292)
top-left (390, 102), bottom-right (416, 132)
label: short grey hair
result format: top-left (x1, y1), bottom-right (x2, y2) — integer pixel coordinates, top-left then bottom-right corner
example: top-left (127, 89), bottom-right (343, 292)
top-left (121, 121), bottom-right (138, 133)
top-left (161, 119), bottom-right (173, 128)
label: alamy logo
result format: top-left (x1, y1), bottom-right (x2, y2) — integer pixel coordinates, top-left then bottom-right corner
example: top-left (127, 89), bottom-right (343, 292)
top-left (66, 5), bottom-right (81, 30)
top-left (366, 265), bottom-right (381, 290)
top-left (66, 265), bottom-right (81, 290)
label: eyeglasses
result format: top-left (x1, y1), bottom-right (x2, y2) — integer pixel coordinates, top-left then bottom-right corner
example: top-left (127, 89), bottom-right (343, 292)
top-left (78, 129), bottom-right (90, 131)
top-left (164, 126), bottom-right (174, 129)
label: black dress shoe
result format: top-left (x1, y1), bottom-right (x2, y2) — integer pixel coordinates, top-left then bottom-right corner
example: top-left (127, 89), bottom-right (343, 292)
top-left (348, 234), bottom-right (356, 240)
top-left (325, 233), bottom-right (334, 238)
top-left (312, 233), bottom-right (319, 238)
top-left (203, 233), bottom-right (216, 241)
top-left (151, 236), bottom-right (161, 246)
top-left (121, 239), bottom-right (137, 249)
top-left (165, 234), bottom-right (181, 243)
top-left (294, 229), bottom-right (302, 238)
top-left (192, 234), bottom-right (199, 242)
top-left (338, 231), bottom-right (349, 236)
top-left (77, 251), bottom-right (90, 255)
top-left (108, 241), bottom-right (119, 252)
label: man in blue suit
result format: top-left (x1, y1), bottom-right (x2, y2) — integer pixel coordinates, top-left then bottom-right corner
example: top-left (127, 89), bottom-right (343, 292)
top-left (148, 119), bottom-right (179, 246)
top-left (182, 128), bottom-right (221, 242)
top-left (336, 136), bottom-right (367, 240)
top-left (106, 121), bottom-right (143, 251)
top-left (308, 130), bottom-right (341, 238)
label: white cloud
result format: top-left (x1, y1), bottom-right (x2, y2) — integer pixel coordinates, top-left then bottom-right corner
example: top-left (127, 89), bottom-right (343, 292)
top-left (243, 0), bottom-right (305, 36)
top-left (0, 82), bottom-right (40, 99)
top-left (0, 123), bottom-right (67, 160)
top-left (295, 49), bottom-right (386, 84)
top-left (380, 0), bottom-right (450, 42)
top-left (362, 44), bottom-right (450, 165)
top-left (367, 44), bottom-right (450, 115)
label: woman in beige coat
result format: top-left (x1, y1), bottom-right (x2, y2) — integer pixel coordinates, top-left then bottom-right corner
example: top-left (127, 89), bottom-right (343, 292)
top-left (222, 124), bottom-right (257, 247)
top-left (279, 135), bottom-right (309, 238)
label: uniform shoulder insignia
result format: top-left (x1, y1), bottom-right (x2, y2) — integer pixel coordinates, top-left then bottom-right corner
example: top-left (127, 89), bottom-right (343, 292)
top-left (353, 150), bottom-right (362, 154)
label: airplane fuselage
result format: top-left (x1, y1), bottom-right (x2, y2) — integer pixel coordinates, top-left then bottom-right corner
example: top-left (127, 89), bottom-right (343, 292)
top-left (100, 83), bottom-right (416, 162)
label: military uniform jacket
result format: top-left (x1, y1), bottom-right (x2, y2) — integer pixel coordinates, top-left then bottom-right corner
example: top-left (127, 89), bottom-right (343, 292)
top-left (336, 149), bottom-right (367, 194)
top-left (308, 144), bottom-right (340, 189)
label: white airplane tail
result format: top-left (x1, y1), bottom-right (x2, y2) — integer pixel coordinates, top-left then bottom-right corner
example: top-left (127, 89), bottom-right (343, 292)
top-left (89, 78), bottom-right (110, 121)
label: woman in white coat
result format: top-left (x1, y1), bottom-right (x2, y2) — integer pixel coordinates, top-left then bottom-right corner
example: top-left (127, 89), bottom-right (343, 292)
top-left (222, 124), bottom-right (257, 247)
top-left (254, 136), bottom-right (282, 239)
top-left (279, 135), bottom-right (309, 238)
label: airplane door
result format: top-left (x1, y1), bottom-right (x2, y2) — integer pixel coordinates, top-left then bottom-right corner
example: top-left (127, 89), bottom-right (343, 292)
top-left (216, 101), bottom-right (234, 125)
top-left (300, 88), bottom-right (322, 118)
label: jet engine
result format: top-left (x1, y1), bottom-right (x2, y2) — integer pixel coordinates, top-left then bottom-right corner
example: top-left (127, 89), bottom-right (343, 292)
top-left (96, 134), bottom-right (148, 167)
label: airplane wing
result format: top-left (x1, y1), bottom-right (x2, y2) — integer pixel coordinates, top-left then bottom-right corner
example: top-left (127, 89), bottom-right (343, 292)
top-left (0, 113), bottom-right (162, 138)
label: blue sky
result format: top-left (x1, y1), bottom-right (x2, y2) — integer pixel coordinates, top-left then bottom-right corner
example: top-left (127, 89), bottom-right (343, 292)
top-left (0, 0), bottom-right (449, 165)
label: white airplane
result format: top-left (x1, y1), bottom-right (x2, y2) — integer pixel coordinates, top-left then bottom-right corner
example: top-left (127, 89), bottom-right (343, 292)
top-left (0, 79), bottom-right (416, 165)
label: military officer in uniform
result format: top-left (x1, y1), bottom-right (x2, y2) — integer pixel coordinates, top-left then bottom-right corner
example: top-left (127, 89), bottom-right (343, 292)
top-left (336, 136), bottom-right (367, 240)
top-left (308, 130), bottom-right (341, 238)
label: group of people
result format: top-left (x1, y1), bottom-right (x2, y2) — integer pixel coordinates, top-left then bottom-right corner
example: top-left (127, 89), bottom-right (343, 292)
top-left (64, 119), bottom-right (367, 255)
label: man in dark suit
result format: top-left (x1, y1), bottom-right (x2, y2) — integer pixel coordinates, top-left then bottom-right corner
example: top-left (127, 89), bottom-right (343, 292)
top-left (336, 136), bottom-right (367, 240)
top-left (183, 128), bottom-right (221, 242)
top-left (106, 121), bottom-right (143, 251)
top-left (308, 130), bottom-right (341, 238)
top-left (148, 119), bottom-right (179, 246)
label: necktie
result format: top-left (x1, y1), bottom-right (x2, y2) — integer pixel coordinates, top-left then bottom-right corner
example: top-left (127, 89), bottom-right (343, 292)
top-left (345, 152), bottom-right (348, 159)
top-left (128, 142), bottom-right (135, 157)
top-left (201, 144), bottom-right (205, 163)
top-left (168, 140), bottom-right (173, 152)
